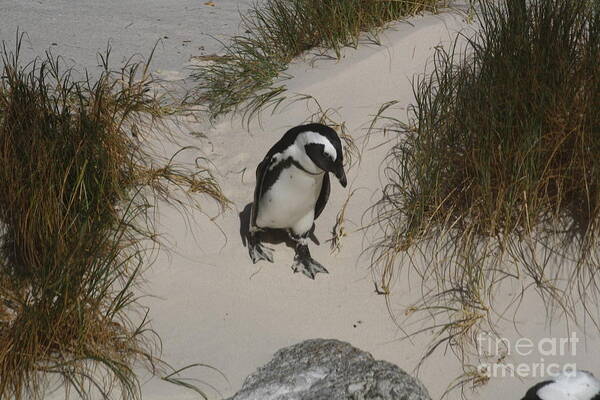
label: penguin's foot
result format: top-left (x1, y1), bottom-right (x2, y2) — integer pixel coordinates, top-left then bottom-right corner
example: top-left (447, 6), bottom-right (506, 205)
top-left (291, 255), bottom-right (328, 279)
top-left (249, 242), bottom-right (274, 264)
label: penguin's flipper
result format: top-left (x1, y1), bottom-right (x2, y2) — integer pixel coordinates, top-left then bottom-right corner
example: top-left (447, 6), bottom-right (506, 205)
top-left (291, 243), bottom-right (328, 279)
top-left (249, 155), bottom-right (275, 265)
top-left (251, 158), bottom-right (270, 228)
top-left (314, 172), bottom-right (330, 220)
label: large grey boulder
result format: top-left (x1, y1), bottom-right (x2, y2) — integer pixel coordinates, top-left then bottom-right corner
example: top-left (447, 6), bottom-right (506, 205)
top-left (227, 339), bottom-right (431, 400)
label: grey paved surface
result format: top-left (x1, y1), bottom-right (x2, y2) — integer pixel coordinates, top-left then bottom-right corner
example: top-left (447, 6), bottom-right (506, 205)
top-left (0, 0), bottom-right (253, 75)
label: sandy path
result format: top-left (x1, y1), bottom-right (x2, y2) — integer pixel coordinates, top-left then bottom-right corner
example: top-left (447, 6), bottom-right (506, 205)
top-left (137, 11), bottom-right (469, 399)
top-left (140, 9), bottom-right (600, 400)
top-left (140, 7), bottom-right (600, 398)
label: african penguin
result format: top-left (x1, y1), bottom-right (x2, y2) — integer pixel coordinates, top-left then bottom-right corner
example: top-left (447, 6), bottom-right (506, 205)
top-left (522, 370), bottom-right (600, 400)
top-left (248, 123), bottom-right (347, 279)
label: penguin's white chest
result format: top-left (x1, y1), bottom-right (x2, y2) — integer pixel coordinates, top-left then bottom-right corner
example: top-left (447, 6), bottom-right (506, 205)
top-left (256, 164), bottom-right (324, 231)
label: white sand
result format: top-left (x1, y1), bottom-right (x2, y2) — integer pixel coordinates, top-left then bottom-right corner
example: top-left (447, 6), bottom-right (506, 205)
top-left (3, 3), bottom-right (599, 400)
top-left (138, 9), bottom-right (600, 400)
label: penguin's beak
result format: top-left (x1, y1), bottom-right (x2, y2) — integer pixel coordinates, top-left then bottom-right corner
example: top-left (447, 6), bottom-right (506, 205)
top-left (335, 167), bottom-right (347, 188)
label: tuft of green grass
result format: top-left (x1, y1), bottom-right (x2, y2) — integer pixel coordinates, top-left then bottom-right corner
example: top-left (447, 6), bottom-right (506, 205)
top-left (369, 0), bottom-right (600, 383)
top-left (0, 36), bottom-right (227, 400)
top-left (191, 0), bottom-right (447, 120)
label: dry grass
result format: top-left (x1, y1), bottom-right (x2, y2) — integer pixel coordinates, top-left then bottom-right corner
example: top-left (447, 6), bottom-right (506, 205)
top-left (0, 36), bottom-right (227, 399)
top-left (369, 0), bottom-right (600, 389)
top-left (190, 0), bottom-right (448, 120)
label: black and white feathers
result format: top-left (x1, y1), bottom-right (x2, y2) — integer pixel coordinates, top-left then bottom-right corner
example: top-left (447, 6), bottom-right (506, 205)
top-left (522, 370), bottom-right (600, 400)
top-left (251, 122), bottom-right (346, 235)
top-left (247, 122), bottom-right (347, 279)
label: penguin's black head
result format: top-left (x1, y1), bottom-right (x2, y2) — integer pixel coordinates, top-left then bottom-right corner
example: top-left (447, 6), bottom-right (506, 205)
top-left (302, 123), bottom-right (347, 187)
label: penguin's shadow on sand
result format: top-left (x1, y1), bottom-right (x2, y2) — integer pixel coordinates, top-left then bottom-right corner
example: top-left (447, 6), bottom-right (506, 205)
top-left (239, 203), bottom-right (320, 253)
